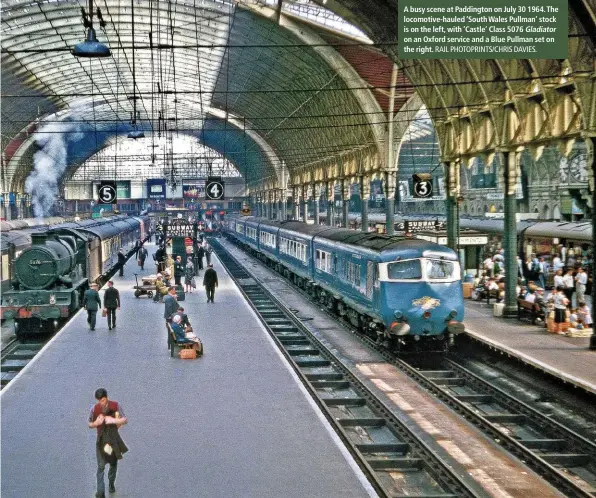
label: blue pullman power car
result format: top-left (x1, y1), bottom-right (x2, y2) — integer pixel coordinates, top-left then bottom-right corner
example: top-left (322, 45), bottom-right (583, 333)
top-left (225, 216), bottom-right (464, 351)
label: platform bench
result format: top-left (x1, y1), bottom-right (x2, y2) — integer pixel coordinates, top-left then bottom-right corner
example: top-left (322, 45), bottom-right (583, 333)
top-left (166, 323), bottom-right (194, 357)
top-left (517, 298), bottom-right (545, 325)
top-left (486, 289), bottom-right (500, 305)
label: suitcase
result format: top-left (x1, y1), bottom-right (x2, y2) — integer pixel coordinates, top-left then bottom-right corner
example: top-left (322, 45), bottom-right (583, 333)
top-left (176, 285), bottom-right (185, 302)
top-left (493, 302), bottom-right (505, 317)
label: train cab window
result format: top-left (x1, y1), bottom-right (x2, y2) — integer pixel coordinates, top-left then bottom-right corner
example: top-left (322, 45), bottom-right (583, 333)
top-left (425, 259), bottom-right (457, 280)
top-left (387, 260), bottom-right (422, 280)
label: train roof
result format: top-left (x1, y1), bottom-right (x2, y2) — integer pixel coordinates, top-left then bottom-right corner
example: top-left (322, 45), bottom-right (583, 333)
top-left (523, 221), bottom-right (592, 241)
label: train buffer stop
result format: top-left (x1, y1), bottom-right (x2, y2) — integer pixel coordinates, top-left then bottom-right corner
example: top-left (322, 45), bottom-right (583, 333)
top-left (0, 249), bottom-right (375, 498)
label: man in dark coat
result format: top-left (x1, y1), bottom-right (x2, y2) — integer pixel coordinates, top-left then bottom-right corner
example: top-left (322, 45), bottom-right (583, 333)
top-left (83, 283), bottom-right (102, 331)
top-left (173, 255), bottom-right (184, 286)
top-left (103, 281), bottom-right (120, 330)
top-left (117, 249), bottom-right (126, 277)
top-left (203, 264), bottom-right (218, 303)
top-left (163, 287), bottom-right (179, 322)
top-left (88, 388), bottom-right (128, 498)
top-left (197, 244), bottom-right (205, 270)
top-left (154, 245), bottom-right (166, 273)
top-left (138, 245), bottom-right (148, 271)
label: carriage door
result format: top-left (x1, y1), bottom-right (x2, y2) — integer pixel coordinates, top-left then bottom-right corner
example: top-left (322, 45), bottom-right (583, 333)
top-left (366, 261), bottom-right (378, 307)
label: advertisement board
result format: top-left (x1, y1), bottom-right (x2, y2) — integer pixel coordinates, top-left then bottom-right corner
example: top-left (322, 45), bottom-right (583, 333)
top-left (147, 179), bottom-right (166, 199)
top-left (182, 179), bottom-right (205, 199)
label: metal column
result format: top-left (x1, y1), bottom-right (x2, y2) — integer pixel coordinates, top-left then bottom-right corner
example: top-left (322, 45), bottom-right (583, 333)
top-left (360, 176), bottom-right (369, 232)
top-left (589, 137), bottom-right (596, 349)
top-left (446, 162), bottom-right (458, 251)
top-left (313, 184), bottom-right (320, 225)
top-left (326, 181), bottom-right (334, 226)
top-left (341, 179), bottom-right (349, 228)
top-left (384, 171), bottom-right (396, 235)
top-left (301, 185), bottom-right (308, 223)
top-left (385, 63), bottom-right (398, 236)
top-left (503, 151), bottom-right (519, 318)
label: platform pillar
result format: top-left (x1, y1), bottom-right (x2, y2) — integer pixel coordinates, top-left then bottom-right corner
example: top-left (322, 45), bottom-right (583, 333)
top-left (360, 176), bottom-right (369, 232)
top-left (301, 184), bottom-right (308, 223)
top-left (445, 161), bottom-right (459, 251)
top-left (503, 150), bottom-right (519, 318)
top-left (384, 171), bottom-right (396, 235)
top-left (326, 181), bottom-right (334, 226)
top-left (588, 136), bottom-right (596, 349)
top-left (340, 179), bottom-right (348, 228)
top-left (312, 183), bottom-right (319, 225)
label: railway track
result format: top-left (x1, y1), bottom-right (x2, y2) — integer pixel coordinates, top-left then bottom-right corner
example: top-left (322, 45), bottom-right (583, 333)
top-left (218, 235), bottom-right (596, 498)
top-left (1, 338), bottom-right (45, 388)
top-left (210, 238), bottom-right (479, 498)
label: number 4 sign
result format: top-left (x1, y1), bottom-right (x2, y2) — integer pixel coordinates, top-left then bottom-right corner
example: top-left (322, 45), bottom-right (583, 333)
top-left (206, 179), bottom-right (225, 200)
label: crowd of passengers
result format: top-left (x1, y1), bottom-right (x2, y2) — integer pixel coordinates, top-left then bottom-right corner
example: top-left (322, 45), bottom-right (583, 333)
top-left (472, 248), bottom-right (593, 329)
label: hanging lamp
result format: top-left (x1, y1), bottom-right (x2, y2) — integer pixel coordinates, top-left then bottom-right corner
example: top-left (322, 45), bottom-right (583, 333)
top-left (127, 0), bottom-right (145, 139)
top-left (73, 2), bottom-right (111, 58)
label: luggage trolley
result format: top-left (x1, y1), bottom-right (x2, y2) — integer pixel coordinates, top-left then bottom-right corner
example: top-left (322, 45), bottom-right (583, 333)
top-left (133, 273), bottom-right (157, 298)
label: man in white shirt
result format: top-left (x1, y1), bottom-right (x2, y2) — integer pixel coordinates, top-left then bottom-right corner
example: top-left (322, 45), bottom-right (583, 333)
top-left (575, 267), bottom-right (588, 305)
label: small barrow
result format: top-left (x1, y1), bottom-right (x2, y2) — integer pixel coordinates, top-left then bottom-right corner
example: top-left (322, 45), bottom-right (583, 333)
top-left (133, 273), bottom-right (156, 298)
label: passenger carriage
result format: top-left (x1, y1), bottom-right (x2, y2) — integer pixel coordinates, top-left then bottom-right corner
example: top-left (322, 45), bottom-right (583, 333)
top-left (224, 216), bottom-right (465, 351)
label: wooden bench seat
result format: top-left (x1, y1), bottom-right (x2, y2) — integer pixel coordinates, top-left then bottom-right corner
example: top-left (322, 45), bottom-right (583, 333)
top-left (517, 298), bottom-right (545, 325)
top-left (166, 323), bottom-right (194, 357)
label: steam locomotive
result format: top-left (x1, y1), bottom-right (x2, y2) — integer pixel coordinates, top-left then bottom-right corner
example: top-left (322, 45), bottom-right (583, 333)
top-left (1, 215), bottom-right (150, 337)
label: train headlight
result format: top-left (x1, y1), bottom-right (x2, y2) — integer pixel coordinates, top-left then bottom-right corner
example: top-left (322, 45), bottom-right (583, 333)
top-left (394, 310), bottom-right (404, 320)
top-left (49, 294), bottom-right (56, 305)
top-left (423, 311), bottom-right (431, 319)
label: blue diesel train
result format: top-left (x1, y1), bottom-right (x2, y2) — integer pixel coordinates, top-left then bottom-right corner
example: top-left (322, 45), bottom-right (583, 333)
top-left (224, 216), bottom-right (465, 351)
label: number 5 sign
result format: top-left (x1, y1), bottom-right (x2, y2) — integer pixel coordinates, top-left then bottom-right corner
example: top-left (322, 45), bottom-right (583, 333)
top-left (98, 181), bottom-right (117, 204)
top-left (412, 173), bottom-right (433, 199)
top-left (206, 178), bottom-right (225, 200)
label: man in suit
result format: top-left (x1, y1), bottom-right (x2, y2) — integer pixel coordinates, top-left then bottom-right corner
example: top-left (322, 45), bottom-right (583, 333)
top-left (137, 245), bottom-right (148, 271)
top-left (83, 283), bottom-right (102, 331)
top-left (103, 281), bottom-right (120, 330)
top-left (117, 249), bottom-right (126, 277)
top-left (163, 287), bottom-right (179, 322)
top-left (203, 264), bottom-right (218, 303)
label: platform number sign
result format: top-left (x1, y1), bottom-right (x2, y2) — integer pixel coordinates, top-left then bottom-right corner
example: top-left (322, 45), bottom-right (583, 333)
top-left (98, 181), bottom-right (117, 204)
top-left (412, 173), bottom-right (433, 199)
top-left (206, 177), bottom-right (225, 200)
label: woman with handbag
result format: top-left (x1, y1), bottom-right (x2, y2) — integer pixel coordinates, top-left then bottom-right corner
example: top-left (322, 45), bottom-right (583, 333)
top-left (184, 257), bottom-right (195, 294)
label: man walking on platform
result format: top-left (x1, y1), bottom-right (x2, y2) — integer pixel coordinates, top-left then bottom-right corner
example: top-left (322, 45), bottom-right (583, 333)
top-left (138, 244), bottom-right (148, 271)
top-left (103, 281), bottom-right (120, 330)
top-left (203, 263), bottom-right (218, 303)
top-left (83, 283), bottom-right (101, 331)
top-left (88, 388), bottom-right (128, 498)
top-left (117, 249), bottom-right (126, 277)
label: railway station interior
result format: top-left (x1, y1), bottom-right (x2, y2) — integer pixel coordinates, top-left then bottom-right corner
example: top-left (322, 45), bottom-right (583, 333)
top-left (2, 0), bottom-right (596, 497)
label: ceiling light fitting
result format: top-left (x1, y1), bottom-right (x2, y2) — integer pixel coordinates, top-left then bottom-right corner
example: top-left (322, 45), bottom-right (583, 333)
top-left (72, 3), bottom-right (111, 58)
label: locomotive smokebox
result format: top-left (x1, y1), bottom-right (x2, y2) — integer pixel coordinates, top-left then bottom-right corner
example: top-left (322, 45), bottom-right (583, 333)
top-left (15, 233), bottom-right (77, 290)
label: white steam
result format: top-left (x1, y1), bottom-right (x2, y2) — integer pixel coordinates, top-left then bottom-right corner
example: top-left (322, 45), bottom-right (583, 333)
top-left (25, 109), bottom-right (86, 218)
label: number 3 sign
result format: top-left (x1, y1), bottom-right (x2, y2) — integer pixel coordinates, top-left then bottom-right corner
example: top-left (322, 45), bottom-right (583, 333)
top-left (412, 173), bottom-right (433, 199)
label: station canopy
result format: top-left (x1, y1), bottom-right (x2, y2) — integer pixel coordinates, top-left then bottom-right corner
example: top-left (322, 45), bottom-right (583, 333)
top-left (1, 0), bottom-right (400, 190)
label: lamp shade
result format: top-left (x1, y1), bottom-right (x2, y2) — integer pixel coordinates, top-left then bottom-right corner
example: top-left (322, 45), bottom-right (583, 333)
top-left (128, 129), bottom-right (145, 139)
top-left (72, 27), bottom-right (111, 58)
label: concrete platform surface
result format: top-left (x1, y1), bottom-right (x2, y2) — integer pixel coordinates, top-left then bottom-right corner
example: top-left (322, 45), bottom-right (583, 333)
top-left (464, 299), bottom-right (596, 394)
top-left (1, 242), bottom-right (374, 498)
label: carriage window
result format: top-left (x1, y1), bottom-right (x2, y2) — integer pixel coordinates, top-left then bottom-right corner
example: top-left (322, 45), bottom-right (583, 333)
top-left (425, 259), bottom-right (457, 280)
top-left (316, 249), bottom-right (332, 273)
top-left (387, 260), bottom-right (422, 280)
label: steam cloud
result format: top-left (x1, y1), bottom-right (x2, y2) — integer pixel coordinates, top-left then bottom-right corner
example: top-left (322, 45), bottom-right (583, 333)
top-left (25, 110), bottom-right (86, 218)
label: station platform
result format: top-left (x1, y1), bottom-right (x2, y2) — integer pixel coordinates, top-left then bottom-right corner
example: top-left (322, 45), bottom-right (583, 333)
top-left (1, 242), bottom-right (374, 498)
top-left (464, 299), bottom-right (596, 395)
